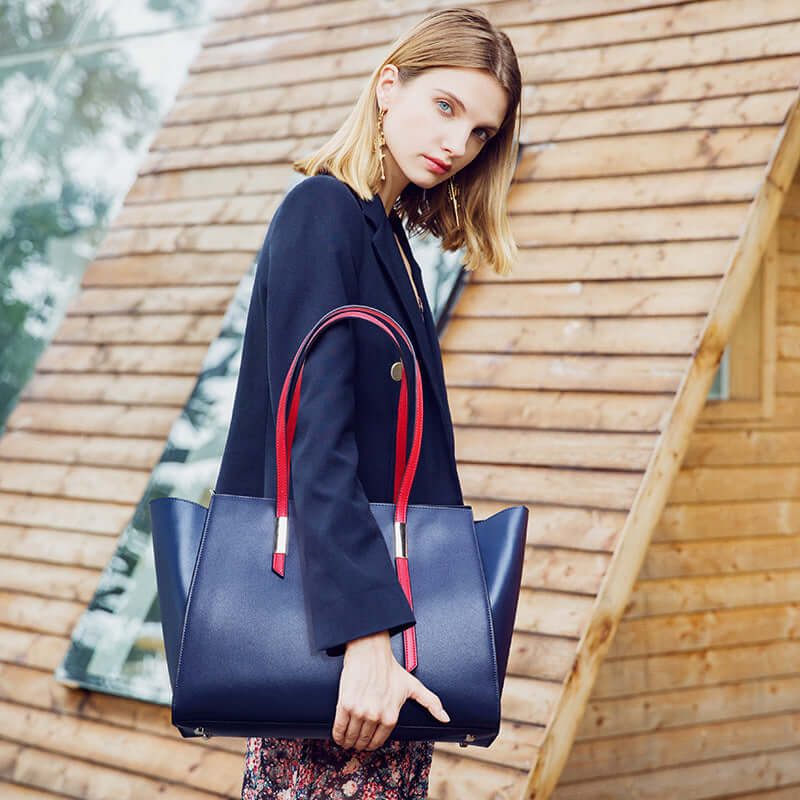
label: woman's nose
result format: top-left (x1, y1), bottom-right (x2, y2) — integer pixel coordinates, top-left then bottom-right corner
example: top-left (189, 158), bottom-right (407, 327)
top-left (442, 130), bottom-right (470, 159)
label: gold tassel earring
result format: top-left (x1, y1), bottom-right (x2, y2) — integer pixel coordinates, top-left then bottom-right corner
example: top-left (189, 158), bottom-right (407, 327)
top-left (376, 106), bottom-right (387, 181)
top-left (448, 177), bottom-right (460, 227)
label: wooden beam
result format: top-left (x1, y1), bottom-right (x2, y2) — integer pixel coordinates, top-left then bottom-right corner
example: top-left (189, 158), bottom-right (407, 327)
top-left (204, 0), bottom-right (701, 55)
top-left (508, 165), bottom-right (764, 213)
top-left (508, 633), bottom-right (580, 682)
top-left (654, 498), bottom-right (800, 540)
top-left (443, 316), bottom-right (705, 355)
top-left (577, 673), bottom-right (800, 739)
top-left (522, 548), bottom-right (611, 594)
top-left (429, 749), bottom-right (528, 800)
top-left (0, 493), bottom-right (132, 535)
top-left (610, 601), bottom-right (800, 657)
top-left (0, 430), bottom-right (165, 466)
top-left (454, 279), bottom-right (721, 317)
top-left (669, 465), bottom-right (800, 503)
top-left (465, 501), bottom-right (625, 551)
top-left (561, 710), bottom-right (800, 783)
top-left (550, 743), bottom-right (800, 799)
top-left (0, 699), bottom-right (244, 796)
top-left (448, 388), bottom-right (673, 433)
top-left (593, 639), bottom-right (800, 698)
top-left (518, 129), bottom-right (780, 181)
top-left (628, 569), bottom-right (800, 617)
top-left (443, 352), bottom-right (689, 394)
top-left (520, 86), bottom-right (800, 800)
top-left (455, 429), bottom-right (657, 471)
top-left (0, 737), bottom-right (234, 799)
top-left (762, 230), bottom-right (779, 416)
top-left (457, 463), bottom-right (642, 510)
top-left (478, 241), bottom-right (735, 282)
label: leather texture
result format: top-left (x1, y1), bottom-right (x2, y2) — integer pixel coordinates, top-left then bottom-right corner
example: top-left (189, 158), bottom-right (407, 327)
top-left (149, 492), bottom-right (528, 746)
top-left (150, 302), bottom-right (529, 747)
top-left (149, 495), bottom-right (207, 691)
top-left (473, 504), bottom-right (529, 693)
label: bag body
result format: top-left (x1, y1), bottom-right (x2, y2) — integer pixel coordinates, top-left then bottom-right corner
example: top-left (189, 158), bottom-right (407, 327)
top-left (150, 305), bottom-right (528, 748)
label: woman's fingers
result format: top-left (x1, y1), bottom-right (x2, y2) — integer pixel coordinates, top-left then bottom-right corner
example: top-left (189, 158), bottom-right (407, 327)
top-left (334, 676), bottom-right (449, 751)
top-left (352, 717), bottom-right (379, 751)
top-left (365, 717), bottom-right (397, 751)
top-left (332, 703), bottom-right (350, 747)
top-left (338, 711), bottom-right (380, 750)
top-left (333, 630), bottom-right (451, 752)
top-left (407, 676), bottom-right (450, 723)
top-left (341, 711), bottom-right (364, 749)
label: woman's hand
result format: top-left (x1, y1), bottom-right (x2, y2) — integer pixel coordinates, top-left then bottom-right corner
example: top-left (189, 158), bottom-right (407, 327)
top-left (332, 629), bottom-right (450, 751)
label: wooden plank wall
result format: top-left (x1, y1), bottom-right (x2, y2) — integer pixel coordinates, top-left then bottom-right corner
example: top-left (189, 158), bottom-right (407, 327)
top-left (0, 1), bottom-right (799, 798)
top-left (437, 4), bottom-right (800, 798)
top-left (550, 176), bottom-right (800, 798)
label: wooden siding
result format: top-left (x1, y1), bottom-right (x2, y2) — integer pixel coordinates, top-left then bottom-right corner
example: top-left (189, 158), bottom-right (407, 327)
top-left (551, 179), bottom-right (800, 798)
top-left (1, 1), bottom-right (800, 798)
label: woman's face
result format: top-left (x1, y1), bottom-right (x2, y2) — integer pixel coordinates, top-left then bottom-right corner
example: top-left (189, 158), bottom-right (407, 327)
top-left (376, 65), bottom-right (508, 191)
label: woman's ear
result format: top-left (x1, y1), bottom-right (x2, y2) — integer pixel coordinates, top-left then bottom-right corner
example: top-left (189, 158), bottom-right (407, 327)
top-left (376, 63), bottom-right (399, 108)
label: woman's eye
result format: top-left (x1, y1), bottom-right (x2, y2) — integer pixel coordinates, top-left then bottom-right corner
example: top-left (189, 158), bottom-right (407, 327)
top-left (437, 100), bottom-right (490, 142)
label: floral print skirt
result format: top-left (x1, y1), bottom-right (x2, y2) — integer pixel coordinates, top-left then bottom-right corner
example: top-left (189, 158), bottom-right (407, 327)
top-left (241, 735), bottom-right (435, 800)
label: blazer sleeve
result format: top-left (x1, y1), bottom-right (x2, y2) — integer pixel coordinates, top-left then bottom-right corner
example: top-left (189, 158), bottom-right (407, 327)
top-left (264, 175), bottom-right (416, 657)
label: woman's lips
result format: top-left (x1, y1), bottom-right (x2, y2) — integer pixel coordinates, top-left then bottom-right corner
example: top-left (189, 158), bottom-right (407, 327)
top-left (422, 155), bottom-right (447, 174)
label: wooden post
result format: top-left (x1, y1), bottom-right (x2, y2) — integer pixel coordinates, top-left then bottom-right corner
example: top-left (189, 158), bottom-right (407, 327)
top-left (520, 87), bottom-right (800, 799)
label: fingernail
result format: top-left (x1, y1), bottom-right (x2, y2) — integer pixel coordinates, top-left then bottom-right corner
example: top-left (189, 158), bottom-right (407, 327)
top-left (442, 711), bottom-right (450, 722)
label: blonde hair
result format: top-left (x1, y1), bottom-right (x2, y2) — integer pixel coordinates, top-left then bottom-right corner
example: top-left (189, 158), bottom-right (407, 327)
top-left (292, 7), bottom-right (522, 275)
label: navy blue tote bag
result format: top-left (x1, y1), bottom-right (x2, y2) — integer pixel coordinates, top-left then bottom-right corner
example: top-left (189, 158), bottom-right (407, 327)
top-left (149, 304), bottom-right (528, 748)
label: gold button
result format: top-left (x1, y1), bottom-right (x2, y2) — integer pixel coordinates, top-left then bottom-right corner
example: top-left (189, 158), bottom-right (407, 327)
top-left (390, 361), bottom-right (403, 381)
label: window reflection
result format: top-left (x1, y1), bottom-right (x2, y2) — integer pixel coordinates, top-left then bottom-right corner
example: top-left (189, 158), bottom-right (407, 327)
top-left (0, 0), bottom-right (85, 57)
top-left (707, 346), bottom-right (730, 401)
top-left (56, 263), bottom-right (253, 700)
top-left (1, 18), bottom-right (209, 430)
top-left (83, 0), bottom-right (220, 41)
top-left (0, 0), bottom-right (224, 700)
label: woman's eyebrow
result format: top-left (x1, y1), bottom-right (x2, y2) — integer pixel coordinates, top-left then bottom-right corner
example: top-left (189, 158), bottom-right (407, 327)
top-left (434, 88), bottom-right (501, 132)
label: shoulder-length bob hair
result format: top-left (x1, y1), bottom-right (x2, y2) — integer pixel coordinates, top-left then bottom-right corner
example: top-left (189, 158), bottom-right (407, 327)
top-left (292, 7), bottom-right (522, 275)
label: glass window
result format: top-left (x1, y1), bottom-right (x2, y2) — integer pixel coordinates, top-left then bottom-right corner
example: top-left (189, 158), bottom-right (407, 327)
top-left (707, 346), bottom-right (730, 400)
top-left (0, 1), bottom-right (219, 432)
top-left (0, 0), bottom-right (224, 699)
top-left (702, 241), bottom-right (778, 419)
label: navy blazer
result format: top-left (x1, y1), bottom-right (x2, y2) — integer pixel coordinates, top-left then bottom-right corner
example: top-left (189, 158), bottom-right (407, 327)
top-left (214, 173), bottom-right (464, 657)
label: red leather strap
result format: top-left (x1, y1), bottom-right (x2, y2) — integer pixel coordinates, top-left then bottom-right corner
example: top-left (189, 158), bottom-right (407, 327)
top-left (271, 305), bottom-right (423, 672)
top-left (286, 359), bottom-right (410, 506)
top-left (275, 306), bottom-right (422, 523)
top-left (395, 556), bottom-right (418, 672)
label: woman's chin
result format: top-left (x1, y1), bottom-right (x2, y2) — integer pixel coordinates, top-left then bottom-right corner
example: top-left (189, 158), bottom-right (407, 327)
top-left (407, 170), bottom-right (442, 189)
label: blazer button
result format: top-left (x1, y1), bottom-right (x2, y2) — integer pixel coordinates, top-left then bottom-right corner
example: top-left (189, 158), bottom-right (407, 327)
top-left (390, 361), bottom-right (403, 381)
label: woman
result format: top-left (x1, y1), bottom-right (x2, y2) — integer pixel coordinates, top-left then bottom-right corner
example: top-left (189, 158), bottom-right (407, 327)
top-left (215, 7), bottom-right (521, 799)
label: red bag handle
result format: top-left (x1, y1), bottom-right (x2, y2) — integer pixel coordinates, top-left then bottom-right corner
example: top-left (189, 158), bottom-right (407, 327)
top-left (274, 305), bottom-right (422, 520)
top-left (283, 319), bottom-right (415, 512)
top-left (271, 305), bottom-right (423, 671)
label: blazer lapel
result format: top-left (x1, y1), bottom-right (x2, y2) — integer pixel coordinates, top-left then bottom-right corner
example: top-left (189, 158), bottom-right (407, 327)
top-left (360, 192), bottom-right (453, 452)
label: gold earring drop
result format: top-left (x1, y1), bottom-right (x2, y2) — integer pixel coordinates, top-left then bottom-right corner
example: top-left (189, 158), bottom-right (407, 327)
top-left (376, 107), bottom-right (387, 181)
top-left (448, 177), bottom-right (459, 227)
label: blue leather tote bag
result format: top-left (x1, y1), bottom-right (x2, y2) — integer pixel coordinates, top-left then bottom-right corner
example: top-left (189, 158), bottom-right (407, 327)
top-left (149, 304), bottom-right (528, 748)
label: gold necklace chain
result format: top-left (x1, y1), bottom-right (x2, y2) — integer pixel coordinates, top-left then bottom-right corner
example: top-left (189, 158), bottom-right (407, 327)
top-left (394, 232), bottom-right (424, 314)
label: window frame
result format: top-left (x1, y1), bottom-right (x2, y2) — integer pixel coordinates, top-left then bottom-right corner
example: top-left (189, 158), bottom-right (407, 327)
top-left (700, 229), bottom-right (778, 422)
